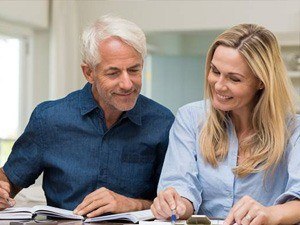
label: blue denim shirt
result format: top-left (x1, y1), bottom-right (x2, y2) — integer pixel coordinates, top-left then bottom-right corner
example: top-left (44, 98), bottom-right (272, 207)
top-left (4, 83), bottom-right (174, 210)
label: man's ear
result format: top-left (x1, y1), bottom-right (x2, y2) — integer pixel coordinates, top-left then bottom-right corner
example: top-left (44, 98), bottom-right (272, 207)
top-left (81, 63), bottom-right (94, 84)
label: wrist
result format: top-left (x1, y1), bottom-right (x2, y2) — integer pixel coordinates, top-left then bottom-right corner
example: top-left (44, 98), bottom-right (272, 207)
top-left (268, 205), bottom-right (283, 225)
top-left (129, 198), bottom-right (151, 211)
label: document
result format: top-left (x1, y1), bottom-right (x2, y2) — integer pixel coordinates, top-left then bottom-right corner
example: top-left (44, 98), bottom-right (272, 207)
top-left (139, 218), bottom-right (224, 225)
top-left (0, 205), bottom-right (154, 223)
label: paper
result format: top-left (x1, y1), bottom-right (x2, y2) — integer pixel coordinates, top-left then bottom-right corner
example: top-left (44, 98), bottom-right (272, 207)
top-left (139, 221), bottom-right (172, 225)
top-left (139, 219), bottom-right (224, 225)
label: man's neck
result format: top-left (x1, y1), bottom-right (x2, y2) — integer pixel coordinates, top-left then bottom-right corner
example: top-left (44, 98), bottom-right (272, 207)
top-left (103, 109), bottom-right (123, 129)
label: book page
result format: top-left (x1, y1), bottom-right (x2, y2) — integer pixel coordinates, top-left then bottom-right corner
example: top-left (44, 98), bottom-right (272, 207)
top-left (0, 207), bottom-right (32, 220)
top-left (85, 209), bottom-right (154, 223)
top-left (32, 205), bottom-right (83, 220)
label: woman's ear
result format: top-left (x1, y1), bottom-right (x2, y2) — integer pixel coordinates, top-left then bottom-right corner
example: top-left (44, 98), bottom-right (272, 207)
top-left (81, 63), bottom-right (94, 84)
top-left (259, 83), bottom-right (264, 90)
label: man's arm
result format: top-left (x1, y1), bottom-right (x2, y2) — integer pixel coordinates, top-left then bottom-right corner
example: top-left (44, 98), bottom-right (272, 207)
top-left (0, 168), bottom-right (22, 209)
top-left (73, 187), bottom-right (152, 218)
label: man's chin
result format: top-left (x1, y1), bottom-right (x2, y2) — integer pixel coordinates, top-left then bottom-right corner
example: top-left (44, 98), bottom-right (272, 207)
top-left (113, 101), bottom-right (137, 112)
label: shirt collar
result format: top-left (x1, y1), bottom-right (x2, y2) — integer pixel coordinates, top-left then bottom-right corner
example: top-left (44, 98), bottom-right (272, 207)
top-left (123, 97), bottom-right (142, 126)
top-left (79, 83), bottom-right (142, 126)
top-left (79, 83), bottom-right (99, 115)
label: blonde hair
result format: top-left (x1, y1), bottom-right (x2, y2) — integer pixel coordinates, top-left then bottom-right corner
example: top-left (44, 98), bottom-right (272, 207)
top-left (200, 24), bottom-right (296, 177)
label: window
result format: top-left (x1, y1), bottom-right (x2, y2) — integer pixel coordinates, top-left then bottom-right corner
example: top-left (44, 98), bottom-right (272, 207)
top-left (0, 37), bottom-right (21, 166)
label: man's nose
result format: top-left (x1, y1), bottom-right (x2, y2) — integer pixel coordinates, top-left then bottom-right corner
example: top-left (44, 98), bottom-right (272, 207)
top-left (119, 72), bottom-right (133, 90)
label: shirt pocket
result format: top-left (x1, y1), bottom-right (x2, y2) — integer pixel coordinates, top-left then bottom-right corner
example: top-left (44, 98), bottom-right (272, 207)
top-left (121, 145), bottom-right (157, 181)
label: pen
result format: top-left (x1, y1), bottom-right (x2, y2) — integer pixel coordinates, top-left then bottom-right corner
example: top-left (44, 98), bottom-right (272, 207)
top-left (171, 209), bottom-right (176, 225)
top-left (6, 198), bottom-right (13, 207)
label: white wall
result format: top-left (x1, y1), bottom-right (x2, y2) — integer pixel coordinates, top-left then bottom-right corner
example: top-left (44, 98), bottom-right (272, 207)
top-left (77, 0), bottom-right (299, 44)
top-left (0, 0), bottom-right (49, 29)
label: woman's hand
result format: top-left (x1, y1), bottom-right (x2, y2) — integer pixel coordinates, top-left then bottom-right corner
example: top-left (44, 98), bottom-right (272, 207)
top-left (151, 187), bottom-right (193, 220)
top-left (224, 195), bottom-right (278, 225)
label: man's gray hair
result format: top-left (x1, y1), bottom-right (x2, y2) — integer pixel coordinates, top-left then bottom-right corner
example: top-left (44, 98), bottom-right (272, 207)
top-left (81, 15), bottom-right (147, 68)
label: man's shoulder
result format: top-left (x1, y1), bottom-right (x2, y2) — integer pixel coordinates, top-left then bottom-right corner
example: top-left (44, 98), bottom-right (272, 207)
top-left (138, 95), bottom-right (174, 119)
top-left (33, 89), bottom-right (81, 118)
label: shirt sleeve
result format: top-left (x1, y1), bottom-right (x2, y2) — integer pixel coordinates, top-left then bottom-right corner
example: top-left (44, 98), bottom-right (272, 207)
top-left (274, 122), bottom-right (300, 204)
top-left (158, 105), bottom-right (202, 213)
top-left (3, 106), bottom-right (44, 188)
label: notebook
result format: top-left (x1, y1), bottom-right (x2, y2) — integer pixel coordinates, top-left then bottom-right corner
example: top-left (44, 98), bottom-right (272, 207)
top-left (0, 205), bottom-right (154, 223)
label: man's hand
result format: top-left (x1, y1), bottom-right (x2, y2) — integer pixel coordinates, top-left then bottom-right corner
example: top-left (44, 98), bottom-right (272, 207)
top-left (73, 187), bottom-right (152, 218)
top-left (0, 169), bottom-right (16, 210)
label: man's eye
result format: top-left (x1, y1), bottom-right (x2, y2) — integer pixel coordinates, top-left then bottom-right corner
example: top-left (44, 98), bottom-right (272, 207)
top-left (107, 72), bottom-right (118, 76)
top-left (128, 69), bottom-right (139, 73)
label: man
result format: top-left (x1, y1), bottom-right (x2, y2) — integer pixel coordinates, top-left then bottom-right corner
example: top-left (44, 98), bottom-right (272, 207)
top-left (0, 16), bottom-right (174, 218)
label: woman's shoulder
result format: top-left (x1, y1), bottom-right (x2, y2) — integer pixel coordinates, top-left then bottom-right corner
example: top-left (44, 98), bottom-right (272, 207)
top-left (287, 114), bottom-right (300, 145)
top-left (178, 100), bottom-right (208, 115)
top-left (175, 100), bottom-right (209, 128)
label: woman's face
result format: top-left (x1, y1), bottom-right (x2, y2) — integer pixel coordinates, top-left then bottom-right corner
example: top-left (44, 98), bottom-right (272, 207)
top-left (207, 45), bottom-right (262, 116)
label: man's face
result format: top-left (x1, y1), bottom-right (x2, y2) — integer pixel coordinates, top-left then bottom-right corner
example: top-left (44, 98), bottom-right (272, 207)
top-left (83, 37), bottom-right (143, 114)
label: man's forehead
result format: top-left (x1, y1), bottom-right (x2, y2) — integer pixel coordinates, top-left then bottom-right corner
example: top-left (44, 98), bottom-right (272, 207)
top-left (98, 36), bottom-right (138, 53)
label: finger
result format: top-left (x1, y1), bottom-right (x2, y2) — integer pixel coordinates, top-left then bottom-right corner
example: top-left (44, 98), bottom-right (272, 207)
top-left (224, 206), bottom-right (237, 225)
top-left (157, 192), bottom-right (173, 218)
top-left (0, 202), bottom-right (8, 210)
top-left (241, 214), bottom-right (252, 225)
top-left (174, 196), bottom-right (186, 218)
top-left (0, 198), bottom-right (14, 209)
top-left (74, 190), bottom-right (109, 213)
top-left (151, 201), bottom-right (167, 220)
top-left (151, 204), bottom-right (160, 219)
top-left (0, 193), bottom-right (14, 208)
top-left (0, 181), bottom-right (10, 193)
top-left (224, 198), bottom-right (247, 225)
top-left (249, 214), bottom-right (263, 225)
top-left (0, 188), bottom-right (10, 199)
top-left (77, 198), bottom-right (110, 216)
top-left (86, 204), bottom-right (112, 218)
top-left (85, 187), bottom-right (109, 199)
top-left (5, 198), bottom-right (15, 207)
top-left (164, 190), bottom-right (177, 210)
top-left (153, 197), bottom-right (169, 219)
top-left (233, 203), bottom-right (251, 225)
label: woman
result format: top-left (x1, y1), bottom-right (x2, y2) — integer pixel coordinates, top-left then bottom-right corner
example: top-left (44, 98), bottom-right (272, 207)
top-left (151, 24), bottom-right (300, 225)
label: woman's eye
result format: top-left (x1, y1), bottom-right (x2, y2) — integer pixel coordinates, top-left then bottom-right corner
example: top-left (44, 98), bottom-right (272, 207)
top-left (231, 77), bottom-right (241, 82)
top-left (211, 68), bottom-right (220, 75)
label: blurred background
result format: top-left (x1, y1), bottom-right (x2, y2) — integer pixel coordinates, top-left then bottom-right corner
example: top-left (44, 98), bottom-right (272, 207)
top-left (0, 0), bottom-right (299, 206)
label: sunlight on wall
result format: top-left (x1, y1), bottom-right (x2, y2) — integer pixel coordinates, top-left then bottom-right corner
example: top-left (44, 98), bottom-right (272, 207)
top-left (0, 38), bottom-right (20, 139)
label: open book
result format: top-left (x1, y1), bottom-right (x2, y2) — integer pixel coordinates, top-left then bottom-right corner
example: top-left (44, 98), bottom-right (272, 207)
top-left (0, 205), bottom-right (154, 223)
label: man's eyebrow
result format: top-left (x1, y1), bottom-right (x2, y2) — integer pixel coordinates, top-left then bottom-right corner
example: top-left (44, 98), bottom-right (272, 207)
top-left (128, 63), bottom-right (142, 69)
top-left (104, 64), bottom-right (142, 72)
top-left (104, 67), bottom-right (119, 72)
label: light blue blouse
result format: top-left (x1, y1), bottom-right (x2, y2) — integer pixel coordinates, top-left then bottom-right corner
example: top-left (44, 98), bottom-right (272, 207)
top-left (158, 100), bottom-right (300, 219)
